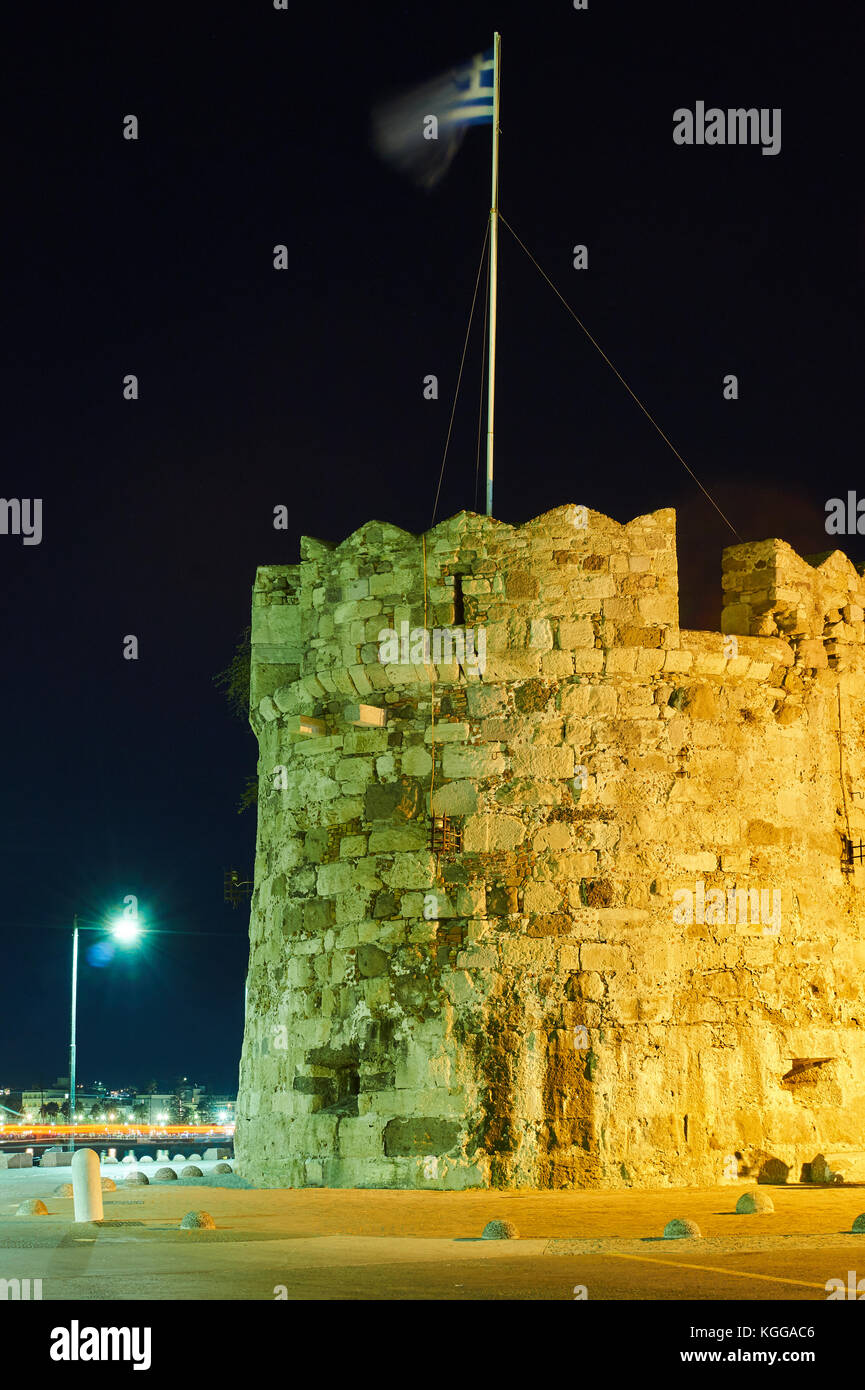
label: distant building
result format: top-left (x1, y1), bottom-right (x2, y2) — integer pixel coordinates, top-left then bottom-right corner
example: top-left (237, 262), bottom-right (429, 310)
top-left (7, 1079), bottom-right (235, 1126)
top-left (20, 1088), bottom-right (68, 1119)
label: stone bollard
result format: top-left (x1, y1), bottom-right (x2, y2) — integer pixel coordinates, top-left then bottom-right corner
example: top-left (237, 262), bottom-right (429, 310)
top-left (71, 1148), bottom-right (103, 1223)
top-left (481, 1220), bottom-right (519, 1239)
top-left (663, 1218), bottom-right (702, 1239)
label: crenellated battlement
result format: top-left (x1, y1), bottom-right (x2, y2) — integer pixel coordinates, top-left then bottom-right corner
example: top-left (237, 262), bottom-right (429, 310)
top-left (250, 506), bottom-right (680, 718)
top-left (722, 538), bottom-right (865, 668)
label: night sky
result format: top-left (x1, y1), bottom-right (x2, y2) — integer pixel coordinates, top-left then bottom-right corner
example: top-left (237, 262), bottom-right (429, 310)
top-left (2, 1), bottom-right (863, 1095)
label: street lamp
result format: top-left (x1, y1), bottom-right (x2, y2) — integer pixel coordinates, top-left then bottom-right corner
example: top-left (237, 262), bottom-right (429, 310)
top-left (68, 910), bottom-right (144, 1151)
top-left (110, 919), bottom-right (141, 945)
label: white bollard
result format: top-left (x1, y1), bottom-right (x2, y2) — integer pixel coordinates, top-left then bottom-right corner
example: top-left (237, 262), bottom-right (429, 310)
top-left (71, 1148), bottom-right (103, 1223)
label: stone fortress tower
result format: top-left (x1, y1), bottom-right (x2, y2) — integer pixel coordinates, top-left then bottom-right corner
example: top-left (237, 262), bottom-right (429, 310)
top-left (234, 505), bottom-right (865, 1189)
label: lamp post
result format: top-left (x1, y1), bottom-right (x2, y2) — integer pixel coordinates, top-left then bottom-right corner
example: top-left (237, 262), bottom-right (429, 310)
top-left (68, 910), bottom-right (144, 1153)
top-left (68, 916), bottom-right (79, 1152)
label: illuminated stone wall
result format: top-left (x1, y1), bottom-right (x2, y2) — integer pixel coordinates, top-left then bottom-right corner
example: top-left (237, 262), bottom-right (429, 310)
top-left (234, 505), bottom-right (865, 1189)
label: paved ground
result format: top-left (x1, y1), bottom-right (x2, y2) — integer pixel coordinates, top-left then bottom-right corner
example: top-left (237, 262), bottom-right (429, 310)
top-left (2, 1162), bottom-right (865, 1300)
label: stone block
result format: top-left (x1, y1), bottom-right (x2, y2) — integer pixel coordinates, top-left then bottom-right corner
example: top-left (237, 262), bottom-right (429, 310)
top-left (532, 822), bottom-right (572, 851)
top-left (402, 746), bottom-right (433, 776)
top-left (621, 626), bottom-right (663, 648)
top-left (572, 650), bottom-right (605, 673)
top-left (430, 780), bottom-right (477, 815)
top-left (337, 1116), bottom-right (384, 1159)
top-left (510, 747), bottom-right (574, 780)
top-left (528, 619), bottom-right (554, 650)
top-left (364, 778), bottom-right (424, 822)
top-left (368, 826), bottom-right (427, 852)
top-left (441, 746), bottom-right (506, 779)
top-left (380, 852), bottom-right (438, 891)
top-left (541, 652), bottom-right (576, 678)
top-left (463, 814), bottom-right (525, 852)
top-left (580, 943), bottom-right (631, 973)
top-left (425, 721), bottom-right (469, 745)
top-left (479, 653), bottom-right (542, 682)
top-left (383, 1117), bottom-right (461, 1157)
top-left (316, 861), bottom-right (359, 896)
top-left (605, 649), bottom-right (637, 674)
top-left (523, 881), bottom-right (563, 913)
top-left (796, 639), bottom-right (828, 668)
top-left (663, 650), bottom-right (694, 672)
top-left (635, 649), bottom-right (666, 674)
top-left (356, 944), bottom-right (389, 978)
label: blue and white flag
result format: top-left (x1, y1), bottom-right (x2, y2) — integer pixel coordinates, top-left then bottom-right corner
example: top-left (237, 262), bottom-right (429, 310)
top-left (372, 47), bottom-right (494, 189)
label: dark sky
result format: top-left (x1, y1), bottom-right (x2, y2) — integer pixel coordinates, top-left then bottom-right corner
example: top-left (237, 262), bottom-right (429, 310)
top-left (2, 1), bottom-right (864, 1095)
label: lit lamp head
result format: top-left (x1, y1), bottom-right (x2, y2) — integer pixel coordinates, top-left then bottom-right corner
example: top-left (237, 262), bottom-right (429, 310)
top-left (110, 919), bottom-right (142, 945)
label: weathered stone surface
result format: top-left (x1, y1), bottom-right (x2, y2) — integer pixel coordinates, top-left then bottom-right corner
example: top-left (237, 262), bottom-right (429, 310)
top-left (16, 1199), bottom-right (48, 1216)
top-left (365, 778), bottom-right (423, 822)
top-left (810, 1153), bottom-right (833, 1183)
top-left (181, 1165), bottom-right (204, 1177)
top-left (383, 1118), bottom-right (461, 1157)
top-left (663, 1218), bottom-right (701, 1239)
top-left (153, 1167), bottom-right (178, 1182)
top-left (481, 1219), bottom-right (519, 1239)
top-left (735, 1189), bottom-right (774, 1213)
top-left (235, 506), bottom-right (865, 1192)
top-left (357, 943), bottom-right (389, 977)
top-left (180, 1210), bottom-right (215, 1229)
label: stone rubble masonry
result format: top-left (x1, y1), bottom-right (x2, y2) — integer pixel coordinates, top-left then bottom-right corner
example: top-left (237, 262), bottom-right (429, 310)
top-left (234, 505), bottom-right (865, 1191)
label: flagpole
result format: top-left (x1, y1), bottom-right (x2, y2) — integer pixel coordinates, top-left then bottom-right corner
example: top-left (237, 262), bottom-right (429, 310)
top-left (485, 31), bottom-right (501, 518)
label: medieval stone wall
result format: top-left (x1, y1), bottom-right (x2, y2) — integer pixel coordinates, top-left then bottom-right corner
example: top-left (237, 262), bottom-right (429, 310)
top-left (234, 506), bottom-right (865, 1189)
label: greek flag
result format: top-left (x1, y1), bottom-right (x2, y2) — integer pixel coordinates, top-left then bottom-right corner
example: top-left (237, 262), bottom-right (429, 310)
top-left (372, 48), bottom-right (494, 189)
